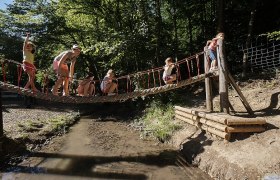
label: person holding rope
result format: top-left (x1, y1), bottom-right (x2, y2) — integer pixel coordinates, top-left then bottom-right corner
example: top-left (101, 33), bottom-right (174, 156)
top-left (206, 32), bottom-right (224, 70)
top-left (52, 44), bottom-right (81, 96)
top-left (22, 32), bottom-right (38, 92)
top-left (77, 72), bottom-right (95, 97)
top-left (100, 69), bottom-right (118, 95)
top-left (162, 57), bottom-right (177, 84)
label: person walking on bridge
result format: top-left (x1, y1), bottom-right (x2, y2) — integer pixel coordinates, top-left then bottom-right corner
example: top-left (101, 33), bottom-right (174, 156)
top-left (206, 32), bottom-right (224, 70)
top-left (22, 32), bottom-right (38, 92)
top-left (52, 44), bottom-right (81, 96)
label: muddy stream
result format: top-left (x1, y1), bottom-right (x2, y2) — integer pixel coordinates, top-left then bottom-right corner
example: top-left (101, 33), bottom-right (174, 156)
top-left (1, 115), bottom-right (211, 180)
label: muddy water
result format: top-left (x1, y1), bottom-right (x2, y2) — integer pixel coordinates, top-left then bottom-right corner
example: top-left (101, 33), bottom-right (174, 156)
top-left (1, 116), bottom-right (211, 180)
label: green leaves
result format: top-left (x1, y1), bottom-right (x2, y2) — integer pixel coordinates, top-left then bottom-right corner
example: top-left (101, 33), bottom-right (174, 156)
top-left (267, 31), bottom-right (280, 41)
top-left (0, 0), bottom-right (278, 85)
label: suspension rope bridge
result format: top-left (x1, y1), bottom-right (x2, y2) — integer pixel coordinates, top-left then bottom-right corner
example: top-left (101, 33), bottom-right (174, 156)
top-left (0, 50), bottom-right (218, 104)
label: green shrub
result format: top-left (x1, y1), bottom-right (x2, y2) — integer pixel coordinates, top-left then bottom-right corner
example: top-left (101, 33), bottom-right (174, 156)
top-left (139, 101), bottom-right (181, 142)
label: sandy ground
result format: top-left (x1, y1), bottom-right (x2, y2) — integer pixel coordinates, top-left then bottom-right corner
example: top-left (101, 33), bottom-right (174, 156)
top-left (169, 82), bottom-right (280, 179)
top-left (1, 78), bottom-right (280, 180)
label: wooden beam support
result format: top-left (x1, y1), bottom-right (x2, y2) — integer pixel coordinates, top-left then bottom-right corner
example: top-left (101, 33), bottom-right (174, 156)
top-left (226, 126), bottom-right (265, 133)
top-left (200, 118), bottom-right (227, 132)
top-left (175, 114), bottom-right (197, 126)
top-left (226, 118), bottom-right (266, 125)
top-left (174, 106), bottom-right (227, 124)
top-left (227, 73), bottom-right (254, 115)
top-left (217, 39), bottom-right (229, 114)
top-left (175, 110), bottom-right (199, 121)
top-left (201, 125), bottom-right (229, 140)
top-left (204, 46), bottom-right (213, 111)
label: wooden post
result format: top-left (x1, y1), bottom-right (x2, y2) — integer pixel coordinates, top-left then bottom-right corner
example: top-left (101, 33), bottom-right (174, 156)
top-left (217, 39), bottom-right (229, 114)
top-left (227, 73), bottom-right (254, 115)
top-left (204, 46), bottom-right (213, 111)
top-left (0, 88), bottom-right (3, 152)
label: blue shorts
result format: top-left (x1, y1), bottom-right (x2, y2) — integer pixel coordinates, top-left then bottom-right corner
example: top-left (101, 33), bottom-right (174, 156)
top-left (209, 49), bottom-right (217, 61)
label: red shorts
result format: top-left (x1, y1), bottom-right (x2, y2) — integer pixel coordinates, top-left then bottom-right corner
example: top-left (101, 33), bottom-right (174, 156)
top-left (22, 61), bottom-right (36, 72)
top-left (53, 60), bottom-right (59, 71)
top-left (163, 75), bottom-right (172, 82)
top-left (58, 64), bottom-right (69, 77)
top-left (53, 62), bottom-right (69, 78)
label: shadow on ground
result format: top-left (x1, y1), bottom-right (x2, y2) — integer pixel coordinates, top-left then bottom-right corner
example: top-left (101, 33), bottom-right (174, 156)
top-left (1, 149), bottom-right (181, 180)
top-left (180, 132), bottom-right (213, 165)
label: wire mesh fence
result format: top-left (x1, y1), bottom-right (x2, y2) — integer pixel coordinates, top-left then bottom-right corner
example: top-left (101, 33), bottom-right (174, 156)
top-left (239, 35), bottom-right (280, 72)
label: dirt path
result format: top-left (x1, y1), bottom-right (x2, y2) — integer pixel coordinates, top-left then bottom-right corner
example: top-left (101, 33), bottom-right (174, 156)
top-left (1, 116), bottom-right (210, 180)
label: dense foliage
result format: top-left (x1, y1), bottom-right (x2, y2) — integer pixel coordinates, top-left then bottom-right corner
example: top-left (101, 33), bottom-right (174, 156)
top-left (0, 0), bottom-right (278, 82)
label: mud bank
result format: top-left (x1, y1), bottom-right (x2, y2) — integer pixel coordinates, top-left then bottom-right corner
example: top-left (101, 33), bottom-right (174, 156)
top-left (169, 120), bottom-right (280, 180)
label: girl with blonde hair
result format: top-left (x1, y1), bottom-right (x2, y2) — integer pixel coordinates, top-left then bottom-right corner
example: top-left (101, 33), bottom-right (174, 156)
top-left (100, 69), bottom-right (118, 95)
top-left (22, 32), bottom-right (38, 92)
top-left (162, 57), bottom-right (177, 84)
top-left (206, 32), bottom-right (224, 70)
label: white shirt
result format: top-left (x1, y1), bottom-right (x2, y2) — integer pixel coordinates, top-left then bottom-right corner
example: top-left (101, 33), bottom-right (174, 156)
top-left (163, 64), bottom-right (174, 78)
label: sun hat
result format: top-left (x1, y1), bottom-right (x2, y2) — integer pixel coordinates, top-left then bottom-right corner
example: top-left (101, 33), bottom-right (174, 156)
top-left (72, 44), bottom-right (80, 50)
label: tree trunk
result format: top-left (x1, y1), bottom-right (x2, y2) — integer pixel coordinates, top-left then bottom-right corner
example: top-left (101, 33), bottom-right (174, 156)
top-left (217, 0), bottom-right (224, 32)
top-left (172, 0), bottom-right (178, 59)
top-left (155, 0), bottom-right (162, 66)
top-left (0, 88), bottom-right (2, 153)
top-left (242, 0), bottom-right (258, 78)
top-left (187, 16), bottom-right (193, 53)
top-left (204, 47), bottom-right (213, 111)
top-left (116, 0), bottom-right (122, 29)
top-left (217, 39), bottom-right (229, 114)
top-left (0, 88), bottom-right (2, 138)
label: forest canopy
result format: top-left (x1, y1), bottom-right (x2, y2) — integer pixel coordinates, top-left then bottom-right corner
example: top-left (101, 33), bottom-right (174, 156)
top-left (0, 0), bottom-right (279, 82)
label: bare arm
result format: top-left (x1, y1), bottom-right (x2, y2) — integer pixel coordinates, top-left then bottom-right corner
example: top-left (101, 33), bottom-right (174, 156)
top-left (57, 53), bottom-right (69, 74)
top-left (206, 40), bottom-right (212, 46)
top-left (212, 37), bottom-right (220, 41)
top-left (23, 33), bottom-right (30, 51)
top-left (69, 59), bottom-right (76, 79)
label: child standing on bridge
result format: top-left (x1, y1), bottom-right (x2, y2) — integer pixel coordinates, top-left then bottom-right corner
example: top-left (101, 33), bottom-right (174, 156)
top-left (162, 57), bottom-right (177, 84)
top-left (206, 32), bottom-right (224, 70)
top-left (52, 44), bottom-right (81, 96)
top-left (22, 32), bottom-right (38, 92)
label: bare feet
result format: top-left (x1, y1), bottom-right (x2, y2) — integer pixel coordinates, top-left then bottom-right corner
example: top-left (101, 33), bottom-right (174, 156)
top-left (51, 88), bottom-right (58, 96)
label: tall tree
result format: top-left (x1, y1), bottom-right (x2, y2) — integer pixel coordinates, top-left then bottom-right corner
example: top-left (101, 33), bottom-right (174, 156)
top-left (242, 0), bottom-right (259, 78)
top-left (217, 0), bottom-right (224, 32)
top-left (154, 0), bottom-right (162, 66)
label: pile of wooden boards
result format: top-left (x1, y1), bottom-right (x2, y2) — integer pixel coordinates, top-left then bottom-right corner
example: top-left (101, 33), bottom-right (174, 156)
top-left (175, 106), bottom-right (266, 141)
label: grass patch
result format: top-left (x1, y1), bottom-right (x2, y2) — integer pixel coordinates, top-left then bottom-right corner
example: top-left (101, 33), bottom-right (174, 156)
top-left (137, 101), bottom-right (181, 142)
top-left (17, 121), bottom-right (44, 132)
top-left (15, 112), bottom-right (80, 139)
top-left (43, 112), bottom-right (80, 136)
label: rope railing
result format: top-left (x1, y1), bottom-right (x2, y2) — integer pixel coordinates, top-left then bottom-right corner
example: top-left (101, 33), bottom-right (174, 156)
top-left (0, 71), bottom-right (218, 103)
top-left (0, 50), bottom-right (217, 103)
